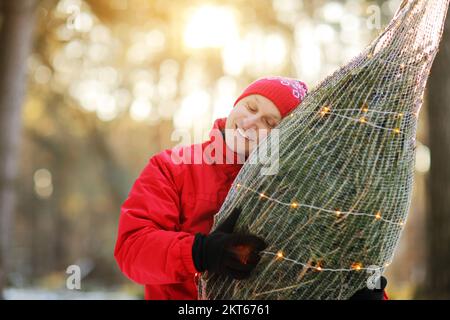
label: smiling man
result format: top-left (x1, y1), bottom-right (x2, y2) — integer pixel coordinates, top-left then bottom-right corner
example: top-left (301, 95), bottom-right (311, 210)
top-left (114, 77), bottom-right (388, 300)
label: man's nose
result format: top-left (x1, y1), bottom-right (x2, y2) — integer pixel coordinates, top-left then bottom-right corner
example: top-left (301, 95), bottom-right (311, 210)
top-left (241, 115), bottom-right (259, 130)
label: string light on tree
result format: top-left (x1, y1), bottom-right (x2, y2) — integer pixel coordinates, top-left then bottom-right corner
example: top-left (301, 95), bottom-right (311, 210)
top-left (235, 183), bottom-right (404, 227)
top-left (375, 211), bottom-right (382, 220)
top-left (320, 106), bottom-right (331, 117)
top-left (276, 251), bottom-right (284, 260)
top-left (351, 262), bottom-right (363, 271)
top-left (361, 103), bottom-right (369, 113)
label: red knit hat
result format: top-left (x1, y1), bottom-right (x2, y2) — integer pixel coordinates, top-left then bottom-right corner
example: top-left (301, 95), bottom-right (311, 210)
top-left (233, 76), bottom-right (308, 118)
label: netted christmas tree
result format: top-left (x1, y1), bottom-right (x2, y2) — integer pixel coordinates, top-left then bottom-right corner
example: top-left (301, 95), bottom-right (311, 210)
top-left (199, 0), bottom-right (450, 300)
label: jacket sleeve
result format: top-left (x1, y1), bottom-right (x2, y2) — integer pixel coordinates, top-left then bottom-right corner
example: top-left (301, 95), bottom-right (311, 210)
top-left (114, 152), bottom-right (197, 285)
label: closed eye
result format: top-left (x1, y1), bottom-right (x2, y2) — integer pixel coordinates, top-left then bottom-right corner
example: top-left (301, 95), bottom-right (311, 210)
top-left (265, 118), bottom-right (278, 128)
top-left (246, 103), bottom-right (257, 113)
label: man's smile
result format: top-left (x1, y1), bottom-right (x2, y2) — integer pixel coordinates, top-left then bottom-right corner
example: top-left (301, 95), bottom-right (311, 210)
top-left (235, 124), bottom-right (256, 142)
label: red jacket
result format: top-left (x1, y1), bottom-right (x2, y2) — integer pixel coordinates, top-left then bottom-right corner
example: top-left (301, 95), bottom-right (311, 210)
top-left (114, 117), bottom-right (389, 300)
top-left (114, 118), bottom-right (243, 299)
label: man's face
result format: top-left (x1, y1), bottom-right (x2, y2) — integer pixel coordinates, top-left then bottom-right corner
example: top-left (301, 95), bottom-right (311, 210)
top-left (225, 94), bottom-right (282, 157)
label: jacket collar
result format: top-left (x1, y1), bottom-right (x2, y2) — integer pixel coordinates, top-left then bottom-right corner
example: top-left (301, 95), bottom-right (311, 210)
top-left (205, 118), bottom-right (245, 169)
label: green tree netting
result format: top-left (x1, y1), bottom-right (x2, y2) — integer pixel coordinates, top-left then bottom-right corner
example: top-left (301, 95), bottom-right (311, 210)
top-left (199, 0), bottom-right (450, 300)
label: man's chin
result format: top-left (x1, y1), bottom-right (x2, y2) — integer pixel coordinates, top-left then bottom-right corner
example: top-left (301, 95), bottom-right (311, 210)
top-left (224, 136), bottom-right (255, 160)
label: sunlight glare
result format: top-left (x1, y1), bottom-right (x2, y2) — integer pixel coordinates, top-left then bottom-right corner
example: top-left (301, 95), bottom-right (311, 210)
top-left (184, 5), bottom-right (238, 49)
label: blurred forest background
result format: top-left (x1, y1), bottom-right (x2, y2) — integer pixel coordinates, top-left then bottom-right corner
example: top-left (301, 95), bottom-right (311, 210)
top-left (0, 0), bottom-right (449, 299)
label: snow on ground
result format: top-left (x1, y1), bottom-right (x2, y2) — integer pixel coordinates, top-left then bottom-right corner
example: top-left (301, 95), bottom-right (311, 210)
top-left (4, 288), bottom-right (138, 300)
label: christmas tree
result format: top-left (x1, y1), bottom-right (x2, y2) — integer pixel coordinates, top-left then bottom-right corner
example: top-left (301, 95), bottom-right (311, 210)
top-left (199, 0), bottom-right (450, 300)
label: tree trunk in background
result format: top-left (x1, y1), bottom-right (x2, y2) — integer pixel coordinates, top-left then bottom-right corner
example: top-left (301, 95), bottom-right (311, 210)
top-left (0, 0), bottom-right (36, 299)
top-left (424, 13), bottom-right (450, 299)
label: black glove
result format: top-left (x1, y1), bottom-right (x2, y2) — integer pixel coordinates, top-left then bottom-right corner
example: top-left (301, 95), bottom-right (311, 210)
top-left (192, 207), bottom-right (268, 280)
top-left (349, 276), bottom-right (387, 300)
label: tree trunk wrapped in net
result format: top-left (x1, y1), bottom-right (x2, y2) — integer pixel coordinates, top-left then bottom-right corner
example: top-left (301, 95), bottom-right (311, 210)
top-left (199, 0), bottom-right (450, 300)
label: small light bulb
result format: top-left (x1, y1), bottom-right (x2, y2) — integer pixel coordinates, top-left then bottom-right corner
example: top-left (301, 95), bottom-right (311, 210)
top-left (375, 212), bottom-right (382, 220)
top-left (360, 117), bottom-right (367, 124)
top-left (351, 262), bottom-right (363, 271)
top-left (335, 210), bottom-right (341, 217)
top-left (361, 103), bottom-right (369, 113)
top-left (236, 183), bottom-right (241, 188)
top-left (260, 193), bottom-right (266, 199)
top-left (276, 251), bottom-right (284, 259)
top-left (320, 106), bottom-right (331, 117)
top-left (291, 202), bottom-right (299, 209)
top-left (394, 128), bottom-right (401, 134)
top-left (314, 260), bottom-right (324, 271)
